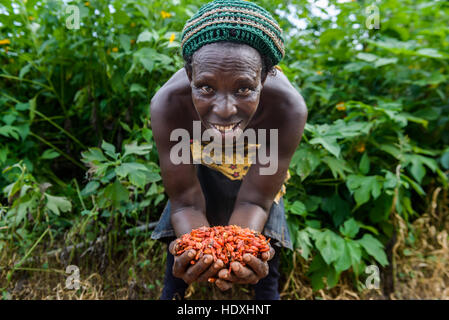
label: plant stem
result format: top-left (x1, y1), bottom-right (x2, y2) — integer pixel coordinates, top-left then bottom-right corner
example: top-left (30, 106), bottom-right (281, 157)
top-left (29, 132), bottom-right (86, 170)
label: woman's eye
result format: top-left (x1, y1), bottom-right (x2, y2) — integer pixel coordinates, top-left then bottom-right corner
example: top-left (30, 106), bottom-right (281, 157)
top-left (200, 86), bottom-right (213, 94)
top-left (237, 88), bottom-right (251, 95)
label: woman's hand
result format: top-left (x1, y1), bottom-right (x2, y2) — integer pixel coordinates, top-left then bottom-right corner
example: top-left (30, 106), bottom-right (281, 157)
top-left (169, 239), bottom-right (224, 284)
top-left (215, 245), bottom-right (275, 291)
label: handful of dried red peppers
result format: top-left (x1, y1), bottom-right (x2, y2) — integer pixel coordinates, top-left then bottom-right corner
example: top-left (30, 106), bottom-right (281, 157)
top-left (175, 225), bottom-right (271, 282)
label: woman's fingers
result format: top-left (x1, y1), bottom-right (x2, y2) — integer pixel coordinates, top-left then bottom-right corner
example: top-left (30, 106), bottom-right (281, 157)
top-left (183, 254), bottom-right (215, 284)
top-left (168, 240), bottom-right (179, 256)
top-left (217, 263), bottom-right (259, 285)
top-left (197, 259), bottom-right (224, 282)
top-left (215, 278), bottom-right (232, 291)
top-left (242, 254), bottom-right (269, 279)
top-left (172, 249), bottom-right (196, 278)
top-left (261, 245), bottom-right (275, 261)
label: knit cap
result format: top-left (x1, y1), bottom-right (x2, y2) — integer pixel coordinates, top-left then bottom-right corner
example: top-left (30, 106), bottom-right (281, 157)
top-left (181, 0), bottom-right (285, 66)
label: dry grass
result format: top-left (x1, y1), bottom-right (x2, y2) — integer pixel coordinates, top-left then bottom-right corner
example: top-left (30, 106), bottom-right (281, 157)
top-left (1, 189), bottom-right (448, 300)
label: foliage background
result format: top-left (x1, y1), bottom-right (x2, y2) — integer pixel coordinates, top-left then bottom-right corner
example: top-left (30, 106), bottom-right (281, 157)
top-left (0, 0), bottom-right (448, 299)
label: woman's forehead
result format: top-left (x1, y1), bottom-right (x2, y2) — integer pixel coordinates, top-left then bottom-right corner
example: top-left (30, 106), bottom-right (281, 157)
top-left (192, 43), bottom-right (262, 78)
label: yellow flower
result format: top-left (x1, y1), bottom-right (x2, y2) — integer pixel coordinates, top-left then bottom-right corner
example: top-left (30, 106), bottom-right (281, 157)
top-left (130, 22), bottom-right (136, 28)
top-left (112, 47), bottom-right (118, 52)
top-left (84, 2), bottom-right (90, 6)
top-left (356, 143), bottom-right (366, 153)
top-left (161, 10), bottom-right (172, 19)
top-left (336, 102), bottom-right (346, 111)
top-left (0, 39), bottom-right (11, 45)
top-left (28, 16), bottom-right (34, 21)
top-left (130, 39), bottom-right (135, 45)
top-left (169, 33), bottom-right (176, 43)
top-left (316, 70), bottom-right (323, 75)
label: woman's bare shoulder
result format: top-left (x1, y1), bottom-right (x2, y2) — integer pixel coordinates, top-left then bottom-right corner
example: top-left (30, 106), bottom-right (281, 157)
top-left (150, 68), bottom-right (193, 117)
top-left (261, 69), bottom-right (307, 114)
top-left (153, 68), bottom-right (191, 100)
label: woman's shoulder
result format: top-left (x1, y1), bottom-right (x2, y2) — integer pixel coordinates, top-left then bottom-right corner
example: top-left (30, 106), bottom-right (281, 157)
top-left (150, 68), bottom-right (194, 117)
top-left (260, 67), bottom-right (307, 116)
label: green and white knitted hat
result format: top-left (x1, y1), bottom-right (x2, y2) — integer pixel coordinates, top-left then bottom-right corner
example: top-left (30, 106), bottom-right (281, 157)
top-left (181, 0), bottom-right (285, 66)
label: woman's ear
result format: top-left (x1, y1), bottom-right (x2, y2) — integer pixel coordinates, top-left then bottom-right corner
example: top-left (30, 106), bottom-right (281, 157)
top-left (185, 67), bottom-right (193, 83)
top-left (261, 72), bottom-right (268, 86)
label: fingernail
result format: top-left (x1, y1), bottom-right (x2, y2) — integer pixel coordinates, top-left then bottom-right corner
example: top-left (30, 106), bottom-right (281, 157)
top-left (188, 251), bottom-right (195, 258)
top-left (232, 263), bottom-right (239, 272)
top-left (204, 257), bottom-right (211, 263)
top-left (214, 263), bottom-right (220, 269)
top-left (244, 255), bottom-right (251, 262)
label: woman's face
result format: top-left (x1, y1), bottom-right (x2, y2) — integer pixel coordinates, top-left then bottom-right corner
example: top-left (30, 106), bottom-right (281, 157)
top-left (187, 43), bottom-right (265, 140)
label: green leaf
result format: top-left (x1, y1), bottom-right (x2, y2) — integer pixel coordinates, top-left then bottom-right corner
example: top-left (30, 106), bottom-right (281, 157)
top-left (297, 229), bottom-right (312, 260)
top-left (119, 34), bottom-right (131, 52)
top-left (357, 234), bottom-right (388, 267)
top-left (409, 160), bottom-right (426, 184)
top-left (45, 194), bottom-right (72, 216)
top-left (136, 30), bottom-right (154, 43)
top-left (339, 218), bottom-right (360, 238)
top-left (369, 193), bottom-right (393, 223)
top-left (130, 83), bottom-right (146, 94)
top-left (19, 64), bottom-right (32, 79)
top-left (289, 201), bottom-right (307, 216)
top-left (335, 240), bottom-right (362, 273)
top-left (41, 149), bottom-right (60, 160)
top-left (416, 48), bottom-right (445, 59)
top-left (326, 267), bottom-right (340, 289)
top-left (103, 179), bottom-right (129, 208)
top-left (291, 146), bottom-right (321, 181)
top-left (315, 230), bottom-right (344, 265)
top-left (15, 102), bottom-right (29, 111)
top-left (321, 194), bottom-right (351, 227)
top-left (304, 195), bottom-right (321, 212)
top-left (374, 57), bottom-right (398, 68)
top-left (346, 175), bottom-right (383, 207)
top-left (123, 141), bottom-right (152, 159)
top-left (322, 156), bottom-right (353, 179)
top-left (359, 152), bottom-right (370, 175)
top-left (413, 107), bottom-right (441, 121)
top-left (81, 148), bottom-right (108, 163)
top-left (0, 125), bottom-right (21, 140)
top-left (80, 181), bottom-right (100, 197)
top-left (101, 140), bottom-right (117, 159)
top-left (142, 128), bottom-right (153, 143)
top-left (307, 253), bottom-right (328, 291)
top-left (356, 52), bottom-right (379, 62)
top-left (441, 150), bottom-right (449, 170)
top-left (29, 97), bottom-right (36, 122)
top-left (309, 136), bottom-right (340, 158)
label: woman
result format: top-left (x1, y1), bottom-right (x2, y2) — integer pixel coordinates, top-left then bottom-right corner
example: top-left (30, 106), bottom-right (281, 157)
top-left (150, 0), bottom-right (307, 299)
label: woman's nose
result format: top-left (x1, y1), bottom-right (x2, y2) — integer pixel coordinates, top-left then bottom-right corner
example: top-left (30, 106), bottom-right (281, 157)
top-left (213, 94), bottom-right (237, 119)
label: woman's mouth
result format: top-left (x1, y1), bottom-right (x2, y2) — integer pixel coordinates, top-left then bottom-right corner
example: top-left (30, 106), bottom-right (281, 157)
top-left (209, 121), bottom-right (242, 133)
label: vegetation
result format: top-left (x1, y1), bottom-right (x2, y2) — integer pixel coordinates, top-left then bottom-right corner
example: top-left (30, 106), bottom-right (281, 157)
top-left (1, 0), bottom-right (448, 299)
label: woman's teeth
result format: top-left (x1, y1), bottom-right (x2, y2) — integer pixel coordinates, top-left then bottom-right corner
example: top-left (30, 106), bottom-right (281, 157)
top-left (213, 123), bottom-right (238, 132)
